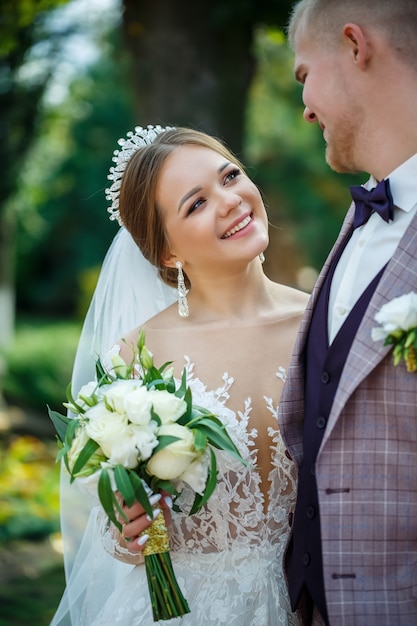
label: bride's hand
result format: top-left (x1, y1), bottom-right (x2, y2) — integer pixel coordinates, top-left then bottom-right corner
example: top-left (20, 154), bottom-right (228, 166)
top-left (119, 492), bottom-right (173, 553)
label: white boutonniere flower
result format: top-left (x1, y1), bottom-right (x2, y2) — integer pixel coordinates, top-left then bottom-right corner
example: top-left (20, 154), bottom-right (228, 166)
top-left (371, 292), bottom-right (417, 372)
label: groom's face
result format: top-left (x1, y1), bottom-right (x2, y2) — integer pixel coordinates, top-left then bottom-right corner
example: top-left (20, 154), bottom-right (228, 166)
top-left (293, 19), bottom-right (364, 175)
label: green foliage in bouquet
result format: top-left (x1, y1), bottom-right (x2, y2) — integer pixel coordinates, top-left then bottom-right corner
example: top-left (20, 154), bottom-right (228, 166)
top-left (48, 331), bottom-right (246, 621)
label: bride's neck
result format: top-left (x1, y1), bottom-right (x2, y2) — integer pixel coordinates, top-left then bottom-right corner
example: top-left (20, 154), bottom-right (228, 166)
top-left (186, 269), bottom-right (277, 323)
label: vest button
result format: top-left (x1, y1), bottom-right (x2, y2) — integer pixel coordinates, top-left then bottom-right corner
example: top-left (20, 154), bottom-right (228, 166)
top-left (310, 464), bottom-right (316, 476)
top-left (303, 552), bottom-right (311, 566)
top-left (306, 506), bottom-right (316, 519)
top-left (316, 416), bottom-right (327, 429)
top-left (321, 371), bottom-right (330, 384)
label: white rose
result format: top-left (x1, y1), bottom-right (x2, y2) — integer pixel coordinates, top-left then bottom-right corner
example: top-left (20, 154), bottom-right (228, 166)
top-left (131, 422), bottom-right (159, 461)
top-left (103, 379), bottom-right (142, 413)
top-left (149, 390), bottom-right (187, 424)
top-left (124, 387), bottom-right (153, 425)
top-left (147, 423), bottom-right (196, 480)
top-left (67, 424), bottom-right (91, 473)
top-left (107, 425), bottom-right (142, 468)
top-left (179, 452), bottom-right (210, 494)
top-left (374, 292), bottom-right (417, 338)
top-left (85, 404), bottom-right (129, 458)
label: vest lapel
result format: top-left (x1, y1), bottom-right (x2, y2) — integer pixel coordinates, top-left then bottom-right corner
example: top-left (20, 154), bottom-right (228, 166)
top-left (322, 210), bottom-right (417, 444)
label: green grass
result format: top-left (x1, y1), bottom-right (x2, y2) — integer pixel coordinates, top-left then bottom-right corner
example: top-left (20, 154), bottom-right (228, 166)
top-left (1, 317), bottom-right (81, 413)
top-left (0, 317), bottom-right (79, 625)
top-left (0, 544), bottom-right (65, 626)
top-left (0, 437), bottom-right (65, 626)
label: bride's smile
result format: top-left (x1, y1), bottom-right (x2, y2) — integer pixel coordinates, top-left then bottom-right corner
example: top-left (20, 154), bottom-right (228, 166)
top-left (221, 213), bottom-right (253, 239)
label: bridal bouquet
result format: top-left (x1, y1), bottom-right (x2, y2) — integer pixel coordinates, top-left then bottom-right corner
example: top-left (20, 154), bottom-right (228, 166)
top-left (48, 331), bottom-right (245, 621)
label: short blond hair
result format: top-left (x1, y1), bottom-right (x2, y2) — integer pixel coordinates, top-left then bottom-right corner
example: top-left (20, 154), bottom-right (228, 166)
top-left (287, 0), bottom-right (417, 67)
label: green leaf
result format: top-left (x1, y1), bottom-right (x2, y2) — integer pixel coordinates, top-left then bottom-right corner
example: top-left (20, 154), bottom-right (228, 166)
top-left (192, 428), bottom-right (207, 452)
top-left (150, 479), bottom-right (180, 498)
top-left (148, 378), bottom-right (170, 390)
top-left (159, 361), bottom-right (174, 374)
top-left (153, 435), bottom-right (181, 453)
top-left (195, 419), bottom-right (245, 462)
top-left (175, 367), bottom-right (187, 399)
top-left (189, 449), bottom-right (217, 515)
top-left (114, 465), bottom-right (136, 507)
top-left (71, 438), bottom-right (100, 478)
top-left (98, 469), bottom-right (122, 532)
top-left (64, 418), bottom-right (80, 453)
top-left (405, 329), bottom-right (416, 348)
top-left (129, 472), bottom-right (154, 518)
top-left (47, 406), bottom-right (70, 442)
top-left (95, 356), bottom-right (108, 382)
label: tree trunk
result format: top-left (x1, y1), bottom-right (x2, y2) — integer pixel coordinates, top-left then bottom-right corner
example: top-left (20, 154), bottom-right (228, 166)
top-left (121, 0), bottom-right (257, 154)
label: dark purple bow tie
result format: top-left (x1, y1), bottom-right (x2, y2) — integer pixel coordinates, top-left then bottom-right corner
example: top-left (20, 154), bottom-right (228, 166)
top-left (350, 178), bottom-right (394, 229)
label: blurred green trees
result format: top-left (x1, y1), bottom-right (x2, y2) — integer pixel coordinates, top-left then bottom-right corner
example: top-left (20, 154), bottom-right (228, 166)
top-left (0, 0), bottom-right (367, 413)
top-left (2, 0), bottom-right (367, 321)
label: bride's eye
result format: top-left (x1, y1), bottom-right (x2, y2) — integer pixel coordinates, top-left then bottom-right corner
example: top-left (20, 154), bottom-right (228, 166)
top-left (187, 197), bottom-right (205, 215)
top-left (224, 168), bottom-right (241, 184)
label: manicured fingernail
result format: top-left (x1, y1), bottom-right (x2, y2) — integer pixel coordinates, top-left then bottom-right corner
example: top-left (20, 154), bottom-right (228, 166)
top-left (163, 495), bottom-right (173, 509)
top-left (149, 493), bottom-right (162, 506)
top-left (137, 534), bottom-right (149, 546)
top-left (146, 508), bottom-right (161, 522)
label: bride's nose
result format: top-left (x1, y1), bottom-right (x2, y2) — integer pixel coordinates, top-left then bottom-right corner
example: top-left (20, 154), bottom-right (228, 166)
top-left (218, 189), bottom-right (241, 215)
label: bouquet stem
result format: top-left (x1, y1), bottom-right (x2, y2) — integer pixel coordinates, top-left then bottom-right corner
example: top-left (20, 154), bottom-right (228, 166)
top-left (142, 512), bottom-right (190, 621)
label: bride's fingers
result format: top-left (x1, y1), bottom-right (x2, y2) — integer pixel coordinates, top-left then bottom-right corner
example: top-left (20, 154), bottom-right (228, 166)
top-left (122, 506), bottom-right (162, 544)
top-left (118, 493), bottom-right (162, 524)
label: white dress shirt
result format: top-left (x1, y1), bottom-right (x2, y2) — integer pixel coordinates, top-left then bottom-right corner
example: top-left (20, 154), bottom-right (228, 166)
top-left (328, 152), bottom-right (417, 344)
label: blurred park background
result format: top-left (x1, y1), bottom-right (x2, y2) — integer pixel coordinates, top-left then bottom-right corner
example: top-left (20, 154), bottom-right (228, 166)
top-left (0, 0), bottom-right (365, 623)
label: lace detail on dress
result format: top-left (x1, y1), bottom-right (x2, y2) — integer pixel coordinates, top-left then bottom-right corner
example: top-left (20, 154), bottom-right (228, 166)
top-left (93, 356), bottom-right (300, 626)
top-left (168, 359), bottom-right (296, 557)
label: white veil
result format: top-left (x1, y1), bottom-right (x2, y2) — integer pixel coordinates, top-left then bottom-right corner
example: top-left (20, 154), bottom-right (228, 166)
top-left (72, 226), bottom-right (176, 397)
top-left (51, 226), bottom-right (176, 625)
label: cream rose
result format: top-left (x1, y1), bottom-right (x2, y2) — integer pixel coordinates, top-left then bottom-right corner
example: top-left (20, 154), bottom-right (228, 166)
top-left (372, 292), bottom-right (417, 341)
top-left (131, 422), bottom-right (159, 461)
top-left (103, 379), bottom-right (142, 413)
top-left (147, 423), bottom-right (196, 479)
top-left (106, 425), bottom-right (143, 468)
top-left (67, 424), bottom-right (91, 473)
top-left (124, 386), bottom-right (153, 425)
top-left (84, 404), bottom-right (129, 458)
top-left (149, 390), bottom-right (187, 424)
top-left (179, 452), bottom-right (210, 494)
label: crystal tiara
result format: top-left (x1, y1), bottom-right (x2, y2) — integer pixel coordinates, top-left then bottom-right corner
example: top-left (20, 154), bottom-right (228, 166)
top-left (105, 124), bottom-right (174, 225)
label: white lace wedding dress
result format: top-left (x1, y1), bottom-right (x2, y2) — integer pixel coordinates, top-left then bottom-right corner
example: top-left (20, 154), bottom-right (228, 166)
top-left (51, 314), bottom-right (305, 626)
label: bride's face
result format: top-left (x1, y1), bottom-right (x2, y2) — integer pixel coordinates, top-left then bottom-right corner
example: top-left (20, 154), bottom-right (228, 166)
top-left (156, 145), bottom-right (269, 274)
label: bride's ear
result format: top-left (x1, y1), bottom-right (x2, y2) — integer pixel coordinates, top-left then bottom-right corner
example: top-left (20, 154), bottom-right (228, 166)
top-left (160, 249), bottom-right (179, 269)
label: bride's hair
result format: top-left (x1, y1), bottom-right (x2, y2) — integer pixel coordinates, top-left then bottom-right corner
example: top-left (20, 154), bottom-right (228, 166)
top-left (118, 127), bottom-right (245, 288)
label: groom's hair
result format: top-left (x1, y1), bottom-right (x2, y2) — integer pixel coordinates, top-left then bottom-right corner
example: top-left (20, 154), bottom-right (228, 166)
top-left (287, 0), bottom-right (417, 69)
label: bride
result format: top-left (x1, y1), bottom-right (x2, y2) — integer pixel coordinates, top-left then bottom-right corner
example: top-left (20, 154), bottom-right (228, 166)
top-left (51, 126), bottom-right (308, 625)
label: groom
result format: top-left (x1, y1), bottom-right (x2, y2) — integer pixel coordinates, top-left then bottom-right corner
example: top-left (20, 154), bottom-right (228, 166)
top-left (278, 1), bottom-right (417, 624)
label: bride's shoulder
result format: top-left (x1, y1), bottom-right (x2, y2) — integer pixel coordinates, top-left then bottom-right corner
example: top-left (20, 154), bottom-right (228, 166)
top-left (117, 303), bottom-right (180, 361)
top-left (269, 281), bottom-right (310, 317)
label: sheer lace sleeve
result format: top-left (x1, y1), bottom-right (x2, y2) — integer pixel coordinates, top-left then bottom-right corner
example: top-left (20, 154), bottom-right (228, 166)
top-left (98, 507), bottom-right (145, 566)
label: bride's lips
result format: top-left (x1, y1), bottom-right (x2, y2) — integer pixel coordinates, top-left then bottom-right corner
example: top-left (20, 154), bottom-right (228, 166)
top-left (221, 213), bottom-right (253, 239)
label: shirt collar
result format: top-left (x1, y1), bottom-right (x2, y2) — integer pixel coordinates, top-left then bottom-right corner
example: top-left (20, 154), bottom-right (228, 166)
top-left (365, 152), bottom-right (417, 213)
